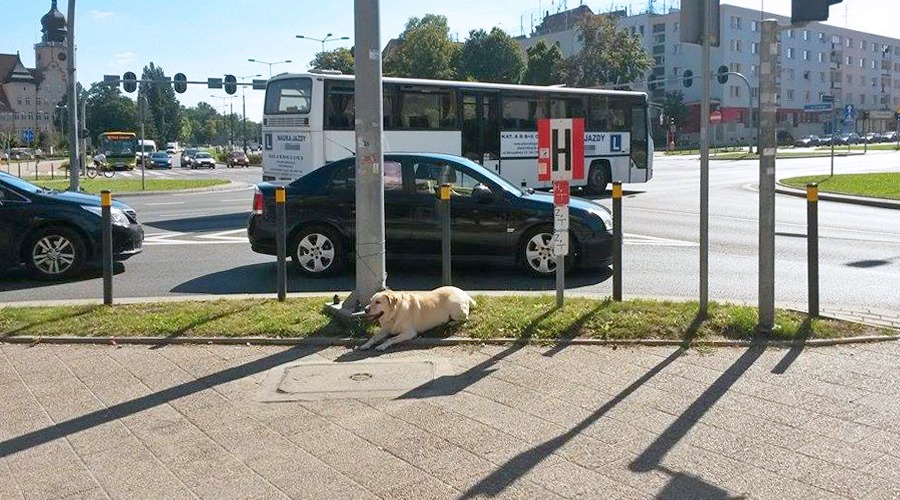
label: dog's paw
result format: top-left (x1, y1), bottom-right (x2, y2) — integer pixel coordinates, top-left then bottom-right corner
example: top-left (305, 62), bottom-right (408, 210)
top-left (356, 343), bottom-right (373, 351)
top-left (375, 343), bottom-right (391, 351)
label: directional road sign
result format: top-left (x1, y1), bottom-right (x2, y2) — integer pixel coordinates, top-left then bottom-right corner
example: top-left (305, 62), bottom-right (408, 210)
top-left (22, 129), bottom-right (34, 143)
top-left (804, 103), bottom-right (833, 112)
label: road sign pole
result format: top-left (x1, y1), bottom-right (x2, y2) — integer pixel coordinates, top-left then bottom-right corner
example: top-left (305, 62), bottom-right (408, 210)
top-left (440, 183), bottom-right (452, 286)
top-left (807, 183), bottom-right (819, 318)
top-left (699, 0), bottom-right (711, 319)
top-left (612, 182), bottom-right (623, 301)
top-left (554, 180), bottom-right (568, 309)
top-left (66, 0), bottom-right (80, 193)
top-left (758, 19), bottom-right (778, 333)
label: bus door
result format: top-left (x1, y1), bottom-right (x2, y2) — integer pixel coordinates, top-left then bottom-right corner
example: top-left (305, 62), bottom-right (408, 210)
top-left (461, 92), bottom-right (500, 174)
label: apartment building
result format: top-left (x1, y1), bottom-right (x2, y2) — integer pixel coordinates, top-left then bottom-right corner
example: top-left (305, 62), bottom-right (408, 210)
top-left (519, 3), bottom-right (900, 145)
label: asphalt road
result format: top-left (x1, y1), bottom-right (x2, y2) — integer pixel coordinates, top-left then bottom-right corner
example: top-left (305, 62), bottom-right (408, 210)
top-left (1, 153), bottom-right (898, 315)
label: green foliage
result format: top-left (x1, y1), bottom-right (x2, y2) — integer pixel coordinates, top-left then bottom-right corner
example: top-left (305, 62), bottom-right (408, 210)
top-left (522, 40), bottom-right (564, 85)
top-left (85, 82), bottom-right (139, 145)
top-left (561, 14), bottom-right (652, 88)
top-left (310, 47), bottom-right (355, 74)
top-left (384, 14), bottom-right (460, 79)
top-left (139, 62), bottom-right (182, 146)
top-left (780, 173), bottom-right (900, 200)
top-left (663, 90), bottom-right (688, 127)
top-left (457, 27), bottom-right (525, 83)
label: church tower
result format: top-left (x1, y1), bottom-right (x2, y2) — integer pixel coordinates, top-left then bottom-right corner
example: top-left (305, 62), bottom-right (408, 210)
top-left (34, 0), bottom-right (69, 128)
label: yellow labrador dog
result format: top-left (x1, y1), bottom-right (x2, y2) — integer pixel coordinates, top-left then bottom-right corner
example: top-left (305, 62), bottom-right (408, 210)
top-left (359, 286), bottom-right (476, 351)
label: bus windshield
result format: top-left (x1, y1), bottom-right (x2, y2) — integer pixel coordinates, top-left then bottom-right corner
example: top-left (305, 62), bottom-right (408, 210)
top-left (99, 134), bottom-right (137, 157)
top-left (265, 77), bottom-right (313, 115)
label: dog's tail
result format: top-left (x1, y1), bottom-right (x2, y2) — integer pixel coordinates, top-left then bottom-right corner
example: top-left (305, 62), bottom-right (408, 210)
top-left (468, 296), bottom-right (477, 309)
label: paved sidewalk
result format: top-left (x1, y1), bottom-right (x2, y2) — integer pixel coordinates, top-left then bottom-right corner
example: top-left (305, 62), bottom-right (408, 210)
top-left (1, 341), bottom-right (900, 499)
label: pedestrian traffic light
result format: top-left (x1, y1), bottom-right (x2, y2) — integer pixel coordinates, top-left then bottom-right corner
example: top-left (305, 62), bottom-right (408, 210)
top-left (683, 70), bottom-right (694, 88)
top-left (123, 71), bottom-right (137, 93)
top-left (224, 74), bottom-right (237, 95)
top-left (791, 0), bottom-right (842, 24)
top-left (173, 73), bottom-right (187, 93)
top-left (717, 65), bottom-right (729, 84)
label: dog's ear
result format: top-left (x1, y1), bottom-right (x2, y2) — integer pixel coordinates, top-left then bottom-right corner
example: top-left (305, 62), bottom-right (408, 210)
top-left (386, 292), bottom-right (400, 307)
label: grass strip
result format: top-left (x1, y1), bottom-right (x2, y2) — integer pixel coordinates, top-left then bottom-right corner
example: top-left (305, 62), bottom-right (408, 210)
top-left (29, 178), bottom-right (229, 194)
top-left (779, 173), bottom-right (900, 200)
top-left (0, 296), bottom-right (890, 343)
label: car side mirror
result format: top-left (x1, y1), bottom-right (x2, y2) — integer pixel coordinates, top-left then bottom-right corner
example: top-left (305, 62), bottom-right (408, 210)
top-left (473, 183), bottom-right (494, 203)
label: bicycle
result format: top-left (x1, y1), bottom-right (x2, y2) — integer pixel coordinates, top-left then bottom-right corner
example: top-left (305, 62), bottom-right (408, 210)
top-left (84, 160), bottom-right (115, 179)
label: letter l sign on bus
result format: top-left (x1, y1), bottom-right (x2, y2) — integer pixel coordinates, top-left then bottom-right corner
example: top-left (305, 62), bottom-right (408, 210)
top-left (538, 118), bottom-right (585, 182)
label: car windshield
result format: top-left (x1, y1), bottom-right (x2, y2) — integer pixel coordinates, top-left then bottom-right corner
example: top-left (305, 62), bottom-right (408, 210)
top-left (151, 152), bottom-right (168, 158)
top-left (196, 153), bottom-right (212, 159)
top-left (0, 172), bottom-right (42, 194)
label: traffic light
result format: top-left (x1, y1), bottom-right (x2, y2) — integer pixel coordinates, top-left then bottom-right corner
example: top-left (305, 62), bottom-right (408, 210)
top-left (123, 71), bottom-right (137, 93)
top-left (224, 74), bottom-right (237, 95)
top-left (717, 65), bottom-right (729, 84)
top-left (791, 0), bottom-right (842, 24)
top-left (683, 70), bottom-right (694, 88)
top-left (173, 73), bottom-right (187, 93)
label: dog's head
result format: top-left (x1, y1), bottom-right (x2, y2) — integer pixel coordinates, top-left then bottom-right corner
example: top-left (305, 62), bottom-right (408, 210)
top-left (364, 290), bottom-right (400, 323)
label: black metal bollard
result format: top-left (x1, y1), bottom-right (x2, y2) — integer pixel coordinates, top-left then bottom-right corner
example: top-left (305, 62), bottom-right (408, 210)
top-left (807, 183), bottom-right (819, 317)
top-left (101, 190), bottom-right (113, 305)
top-left (612, 181), bottom-right (623, 301)
top-left (440, 183), bottom-right (451, 286)
top-left (276, 186), bottom-right (287, 302)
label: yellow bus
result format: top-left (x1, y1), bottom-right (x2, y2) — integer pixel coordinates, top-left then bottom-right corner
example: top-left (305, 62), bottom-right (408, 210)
top-left (97, 131), bottom-right (138, 170)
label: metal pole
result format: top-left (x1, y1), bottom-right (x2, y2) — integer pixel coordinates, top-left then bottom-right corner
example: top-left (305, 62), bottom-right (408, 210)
top-left (807, 183), bottom-right (819, 317)
top-left (66, 0), bottom-right (80, 193)
top-left (612, 181), bottom-right (623, 301)
top-left (440, 183), bottom-right (452, 286)
top-left (242, 87), bottom-right (247, 153)
top-left (140, 96), bottom-right (146, 190)
top-left (343, 0), bottom-right (386, 312)
top-left (101, 190), bottom-right (113, 305)
top-left (276, 186), bottom-right (287, 302)
top-left (699, 0), bottom-right (711, 319)
top-left (758, 19), bottom-right (778, 332)
top-left (830, 102), bottom-right (836, 176)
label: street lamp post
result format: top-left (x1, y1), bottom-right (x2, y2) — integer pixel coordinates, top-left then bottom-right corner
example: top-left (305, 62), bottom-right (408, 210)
top-left (247, 58), bottom-right (292, 78)
top-left (237, 74), bottom-right (260, 153)
top-left (296, 33), bottom-right (350, 54)
top-left (209, 95), bottom-right (236, 150)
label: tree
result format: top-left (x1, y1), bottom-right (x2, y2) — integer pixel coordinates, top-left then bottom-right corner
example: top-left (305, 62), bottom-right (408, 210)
top-left (310, 47), bottom-right (354, 74)
top-left (138, 62), bottom-right (181, 145)
top-left (522, 40), bottom-right (564, 86)
top-left (457, 28), bottom-right (525, 83)
top-left (561, 14), bottom-right (652, 88)
top-left (662, 90), bottom-right (688, 127)
top-left (384, 14), bottom-right (459, 79)
top-left (84, 82), bottom-right (139, 145)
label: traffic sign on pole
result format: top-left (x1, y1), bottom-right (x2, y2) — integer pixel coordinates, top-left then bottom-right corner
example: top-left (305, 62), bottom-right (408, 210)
top-left (537, 118), bottom-right (585, 182)
top-left (22, 129), bottom-right (34, 143)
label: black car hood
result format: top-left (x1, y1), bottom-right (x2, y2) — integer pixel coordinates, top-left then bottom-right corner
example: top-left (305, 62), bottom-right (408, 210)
top-left (521, 191), bottom-right (610, 215)
top-left (40, 189), bottom-right (131, 210)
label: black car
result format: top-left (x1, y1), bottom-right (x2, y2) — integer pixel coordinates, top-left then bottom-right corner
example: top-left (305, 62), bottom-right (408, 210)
top-left (0, 172), bottom-right (144, 279)
top-left (148, 151), bottom-right (172, 169)
top-left (180, 147), bottom-right (200, 168)
top-left (248, 153), bottom-right (614, 278)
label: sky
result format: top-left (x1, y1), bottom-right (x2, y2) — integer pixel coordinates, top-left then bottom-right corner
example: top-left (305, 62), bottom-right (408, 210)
top-left (3, 0), bottom-right (891, 122)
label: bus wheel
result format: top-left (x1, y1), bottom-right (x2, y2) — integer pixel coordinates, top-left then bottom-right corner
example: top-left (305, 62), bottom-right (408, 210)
top-left (291, 226), bottom-right (345, 277)
top-left (586, 162), bottom-right (609, 195)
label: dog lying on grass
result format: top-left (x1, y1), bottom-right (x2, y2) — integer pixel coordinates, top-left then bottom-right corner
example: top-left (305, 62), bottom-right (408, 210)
top-left (359, 286), bottom-right (477, 351)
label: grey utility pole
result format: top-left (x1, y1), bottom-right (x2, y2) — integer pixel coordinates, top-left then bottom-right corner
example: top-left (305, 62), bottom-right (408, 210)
top-left (757, 19), bottom-right (778, 332)
top-left (698, 0), bottom-right (711, 319)
top-left (343, 0), bottom-right (386, 312)
top-left (66, 0), bottom-right (80, 192)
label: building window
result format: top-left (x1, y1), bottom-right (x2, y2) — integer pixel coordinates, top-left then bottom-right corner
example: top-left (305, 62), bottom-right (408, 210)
top-left (787, 47), bottom-right (795, 59)
top-left (846, 56), bottom-right (852, 65)
top-left (846, 38), bottom-right (852, 48)
top-left (787, 68), bottom-right (795, 80)
top-left (786, 89), bottom-right (795, 101)
top-left (860, 94), bottom-right (866, 104)
top-left (672, 44), bottom-right (680, 55)
top-left (653, 23), bottom-right (665, 33)
top-left (860, 40), bottom-right (866, 50)
top-left (820, 72), bottom-right (826, 82)
top-left (730, 62), bottom-right (742, 73)
top-left (672, 66), bottom-right (681, 76)
top-left (654, 55), bottom-right (665, 65)
top-left (731, 39), bottom-right (742, 52)
top-left (731, 16), bottom-right (742, 29)
top-left (860, 58), bottom-right (865, 68)
top-left (751, 64), bottom-right (758, 75)
top-left (819, 32), bottom-right (826, 42)
top-left (751, 87), bottom-right (759, 98)
top-left (803, 30), bottom-right (810, 41)
top-left (751, 42), bottom-right (759, 54)
top-left (639, 25), bottom-right (645, 35)
top-left (730, 86), bottom-right (741, 98)
top-left (803, 50), bottom-right (810, 60)
top-left (751, 20), bottom-right (759, 32)
top-left (818, 52), bottom-right (825, 62)
top-left (787, 29), bottom-right (794, 38)
top-left (654, 34), bottom-right (666, 44)
top-left (846, 74), bottom-right (853, 84)
top-left (872, 60), bottom-right (877, 69)
top-left (804, 90), bottom-right (811, 102)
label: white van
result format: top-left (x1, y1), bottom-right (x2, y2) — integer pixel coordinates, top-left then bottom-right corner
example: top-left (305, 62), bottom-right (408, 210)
top-left (136, 140), bottom-right (157, 165)
top-left (165, 141), bottom-right (179, 154)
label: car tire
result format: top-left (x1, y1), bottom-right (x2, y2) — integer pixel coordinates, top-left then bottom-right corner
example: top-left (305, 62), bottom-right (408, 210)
top-left (291, 225), bottom-right (345, 277)
top-left (26, 226), bottom-right (87, 280)
top-left (586, 162), bottom-right (609, 195)
top-left (519, 226), bottom-right (575, 278)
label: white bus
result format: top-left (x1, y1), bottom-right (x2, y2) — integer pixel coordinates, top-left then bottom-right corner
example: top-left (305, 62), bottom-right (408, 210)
top-left (261, 71), bottom-right (652, 193)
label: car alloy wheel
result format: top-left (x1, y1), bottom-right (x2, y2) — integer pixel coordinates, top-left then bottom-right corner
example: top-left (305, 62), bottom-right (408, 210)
top-left (28, 227), bottom-right (85, 279)
top-left (524, 231), bottom-right (557, 276)
top-left (292, 227), bottom-right (344, 277)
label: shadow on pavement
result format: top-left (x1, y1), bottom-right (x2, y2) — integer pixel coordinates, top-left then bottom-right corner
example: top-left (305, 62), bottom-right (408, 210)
top-left (459, 347), bottom-right (687, 499)
top-left (144, 212), bottom-right (250, 233)
top-left (0, 263), bottom-right (126, 293)
top-left (170, 262), bottom-right (612, 295)
top-left (0, 342), bottom-right (332, 459)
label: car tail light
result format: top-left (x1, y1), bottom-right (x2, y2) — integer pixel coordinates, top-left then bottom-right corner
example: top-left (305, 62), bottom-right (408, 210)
top-left (252, 188), bottom-right (264, 215)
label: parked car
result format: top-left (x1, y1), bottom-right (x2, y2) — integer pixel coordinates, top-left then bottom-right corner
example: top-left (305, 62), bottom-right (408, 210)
top-left (835, 133), bottom-right (860, 145)
top-left (8, 149), bottom-right (34, 160)
top-left (0, 171), bottom-right (143, 279)
top-left (864, 132), bottom-right (880, 143)
top-left (794, 135), bottom-right (820, 147)
top-left (147, 151), bottom-right (173, 169)
top-left (248, 153), bottom-right (614, 278)
top-left (226, 151), bottom-right (249, 168)
top-left (879, 131), bottom-right (898, 142)
top-left (191, 151), bottom-right (216, 169)
top-left (180, 147), bottom-right (200, 168)
top-left (776, 130), bottom-right (794, 146)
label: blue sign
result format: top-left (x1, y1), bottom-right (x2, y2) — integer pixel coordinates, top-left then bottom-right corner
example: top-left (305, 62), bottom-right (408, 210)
top-left (843, 104), bottom-right (855, 123)
top-left (610, 134), bottom-right (623, 152)
top-left (22, 128), bottom-right (34, 143)
top-left (804, 103), bottom-right (832, 112)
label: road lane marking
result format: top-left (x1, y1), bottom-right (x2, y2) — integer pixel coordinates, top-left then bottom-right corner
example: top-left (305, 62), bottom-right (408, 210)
top-left (145, 202), bottom-right (184, 206)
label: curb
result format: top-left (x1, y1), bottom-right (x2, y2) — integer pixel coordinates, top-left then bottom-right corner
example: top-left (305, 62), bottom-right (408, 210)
top-left (775, 183), bottom-right (900, 210)
top-left (2, 334), bottom-right (897, 349)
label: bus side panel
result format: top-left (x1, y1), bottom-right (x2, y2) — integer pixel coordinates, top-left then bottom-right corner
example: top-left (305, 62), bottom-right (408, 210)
top-left (322, 131), bottom-right (462, 162)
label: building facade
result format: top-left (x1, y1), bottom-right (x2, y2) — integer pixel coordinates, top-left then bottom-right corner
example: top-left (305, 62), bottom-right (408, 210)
top-left (0, 0), bottom-right (69, 148)
top-left (519, 3), bottom-right (900, 146)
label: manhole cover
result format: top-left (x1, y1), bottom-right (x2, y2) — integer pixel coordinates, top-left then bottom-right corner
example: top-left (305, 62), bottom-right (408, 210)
top-left (258, 359), bottom-right (453, 402)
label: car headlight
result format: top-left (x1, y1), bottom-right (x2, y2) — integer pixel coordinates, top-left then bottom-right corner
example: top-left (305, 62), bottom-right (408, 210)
top-left (588, 206), bottom-right (614, 232)
top-left (82, 206), bottom-right (131, 227)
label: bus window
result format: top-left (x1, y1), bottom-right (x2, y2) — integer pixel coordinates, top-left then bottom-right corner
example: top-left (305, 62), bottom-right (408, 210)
top-left (398, 87), bottom-right (456, 130)
top-left (325, 82), bottom-right (354, 130)
top-left (550, 95), bottom-right (586, 119)
top-left (502, 95), bottom-right (547, 129)
top-left (588, 95), bottom-right (630, 132)
top-left (630, 98), bottom-right (649, 169)
top-left (265, 77), bottom-right (312, 115)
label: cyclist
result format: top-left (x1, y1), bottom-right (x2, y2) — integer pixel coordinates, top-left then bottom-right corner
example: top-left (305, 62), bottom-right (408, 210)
top-left (93, 151), bottom-right (107, 169)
